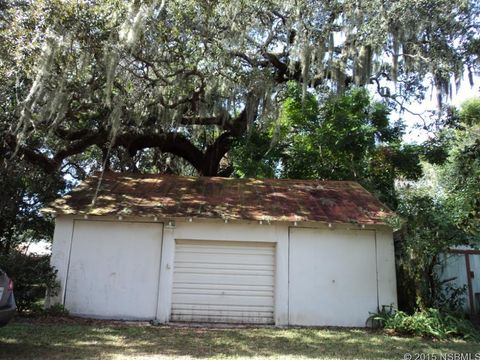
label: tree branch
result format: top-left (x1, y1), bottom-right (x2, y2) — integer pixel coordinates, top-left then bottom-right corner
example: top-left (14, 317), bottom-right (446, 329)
top-left (180, 114), bottom-right (232, 129)
top-left (113, 131), bottom-right (205, 173)
top-left (53, 130), bottom-right (108, 164)
top-left (201, 94), bottom-right (260, 175)
top-left (4, 134), bottom-right (57, 174)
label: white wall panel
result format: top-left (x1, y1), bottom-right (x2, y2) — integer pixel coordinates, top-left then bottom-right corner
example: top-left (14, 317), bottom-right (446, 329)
top-left (289, 228), bottom-right (378, 327)
top-left (376, 228), bottom-right (398, 308)
top-left (48, 217), bottom-right (74, 306)
top-left (65, 220), bottom-right (163, 319)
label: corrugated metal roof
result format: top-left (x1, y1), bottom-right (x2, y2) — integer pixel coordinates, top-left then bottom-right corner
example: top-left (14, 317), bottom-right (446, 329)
top-left (42, 172), bottom-right (392, 225)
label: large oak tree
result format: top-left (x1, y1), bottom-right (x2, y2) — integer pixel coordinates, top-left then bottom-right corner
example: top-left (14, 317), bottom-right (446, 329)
top-left (1, 0), bottom-right (479, 178)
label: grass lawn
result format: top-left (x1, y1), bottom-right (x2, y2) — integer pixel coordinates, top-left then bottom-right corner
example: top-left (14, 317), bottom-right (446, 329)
top-left (0, 317), bottom-right (478, 359)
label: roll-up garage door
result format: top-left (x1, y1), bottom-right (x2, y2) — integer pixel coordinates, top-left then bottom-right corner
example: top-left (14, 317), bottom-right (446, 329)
top-left (171, 240), bottom-right (275, 324)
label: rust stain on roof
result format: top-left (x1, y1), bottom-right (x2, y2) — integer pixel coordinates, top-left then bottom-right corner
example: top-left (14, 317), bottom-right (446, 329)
top-left (42, 172), bottom-right (393, 225)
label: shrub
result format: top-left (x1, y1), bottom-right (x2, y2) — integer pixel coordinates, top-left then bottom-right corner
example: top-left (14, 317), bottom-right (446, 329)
top-left (434, 282), bottom-right (467, 313)
top-left (43, 303), bottom-right (69, 316)
top-left (0, 250), bottom-right (59, 313)
top-left (368, 307), bottom-right (480, 341)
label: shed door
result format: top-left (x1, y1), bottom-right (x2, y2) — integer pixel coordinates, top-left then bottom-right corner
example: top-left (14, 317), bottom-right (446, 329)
top-left (289, 228), bottom-right (378, 327)
top-left (171, 240), bottom-right (275, 324)
top-left (65, 221), bottom-right (163, 319)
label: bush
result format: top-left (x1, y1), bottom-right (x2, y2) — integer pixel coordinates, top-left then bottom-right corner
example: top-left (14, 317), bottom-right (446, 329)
top-left (434, 282), bottom-right (467, 313)
top-left (43, 303), bottom-right (69, 316)
top-left (369, 307), bottom-right (480, 341)
top-left (0, 250), bottom-right (59, 313)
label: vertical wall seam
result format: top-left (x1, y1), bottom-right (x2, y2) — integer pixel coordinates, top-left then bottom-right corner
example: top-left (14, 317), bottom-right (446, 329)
top-left (63, 219), bottom-right (76, 306)
top-left (273, 225), bottom-right (278, 325)
top-left (154, 223), bottom-right (164, 321)
top-left (287, 226), bottom-right (291, 325)
top-left (169, 236), bottom-right (175, 322)
top-left (374, 230), bottom-right (380, 310)
top-left (465, 254), bottom-right (475, 315)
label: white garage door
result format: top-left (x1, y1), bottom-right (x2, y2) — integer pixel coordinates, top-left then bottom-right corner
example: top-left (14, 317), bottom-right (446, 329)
top-left (289, 228), bottom-right (378, 327)
top-left (171, 240), bottom-right (275, 324)
top-left (65, 221), bottom-right (163, 319)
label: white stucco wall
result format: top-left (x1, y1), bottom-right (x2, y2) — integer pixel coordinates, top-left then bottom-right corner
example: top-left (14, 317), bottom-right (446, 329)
top-left (50, 216), bottom-right (397, 326)
top-left (289, 227), bottom-right (378, 326)
top-left (67, 221), bottom-right (163, 319)
top-left (376, 227), bottom-right (398, 308)
top-left (49, 217), bottom-right (75, 306)
top-left (287, 226), bottom-right (397, 326)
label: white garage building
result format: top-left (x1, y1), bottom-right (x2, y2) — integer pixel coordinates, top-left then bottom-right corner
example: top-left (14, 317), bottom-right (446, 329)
top-left (44, 172), bottom-right (397, 327)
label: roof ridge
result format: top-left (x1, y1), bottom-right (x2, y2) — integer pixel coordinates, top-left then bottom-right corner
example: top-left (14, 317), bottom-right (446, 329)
top-left (90, 171), bottom-right (362, 185)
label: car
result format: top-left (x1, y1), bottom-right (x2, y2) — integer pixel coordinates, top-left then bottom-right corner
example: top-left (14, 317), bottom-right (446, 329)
top-left (0, 269), bottom-right (16, 326)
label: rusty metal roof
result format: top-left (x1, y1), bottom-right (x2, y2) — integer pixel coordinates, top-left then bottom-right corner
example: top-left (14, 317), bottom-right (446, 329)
top-left (42, 172), bottom-right (392, 225)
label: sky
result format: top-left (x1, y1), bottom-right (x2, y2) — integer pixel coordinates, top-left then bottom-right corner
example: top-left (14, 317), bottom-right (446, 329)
top-left (390, 71), bottom-right (480, 144)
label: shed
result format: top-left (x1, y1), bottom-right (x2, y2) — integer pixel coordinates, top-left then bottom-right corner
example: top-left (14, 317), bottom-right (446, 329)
top-left (43, 172), bottom-right (397, 326)
top-left (439, 247), bottom-right (480, 316)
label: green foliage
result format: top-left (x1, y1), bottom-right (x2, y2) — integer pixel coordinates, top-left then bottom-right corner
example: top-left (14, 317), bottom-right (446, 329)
top-left (369, 307), bottom-right (480, 341)
top-left (231, 85), bottom-right (422, 208)
top-left (440, 99), bottom-right (480, 235)
top-left (43, 303), bottom-right (69, 316)
top-left (0, 251), bottom-right (59, 313)
top-left (422, 132), bottom-right (456, 165)
top-left (395, 98), bottom-right (480, 313)
top-left (0, 161), bottom-right (62, 256)
top-left (231, 130), bottom-right (283, 179)
top-left (445, 139), bottom-right (480, 235)
top-left (434, 282), bottom-right (467, 313)
top-left (394, 191), bottom-right (471, 311)
top-left (459, 98), bottom-right (480, 126)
